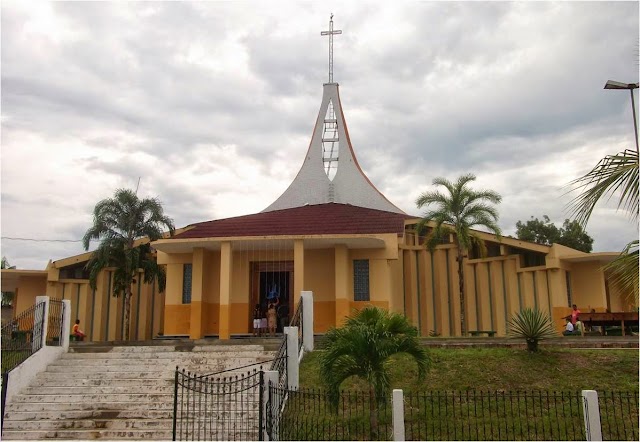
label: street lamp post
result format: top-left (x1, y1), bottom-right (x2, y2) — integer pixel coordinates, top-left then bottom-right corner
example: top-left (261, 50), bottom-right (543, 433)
top-left (604, 80), bottom-right (639, 155)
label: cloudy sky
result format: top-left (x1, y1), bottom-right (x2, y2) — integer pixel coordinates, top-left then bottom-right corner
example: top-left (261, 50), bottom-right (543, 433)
top-left (1, 1), bottom-right (638, 270)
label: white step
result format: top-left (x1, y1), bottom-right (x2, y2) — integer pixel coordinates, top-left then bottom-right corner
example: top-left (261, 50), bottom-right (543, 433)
top-left (23, 385), bottom-right (176, 395)
top-left (69, 344), bottom-right (266, 353)
top-left (3, 409), bottom-right (174, 421)
top-left (1, 429), bottom-right (172, 440)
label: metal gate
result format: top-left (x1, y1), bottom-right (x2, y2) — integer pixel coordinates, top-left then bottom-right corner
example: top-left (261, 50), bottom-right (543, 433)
top-left (173, 367), bottom-right (264, 441)
top-left (47, 299), bottom-right (65, 346)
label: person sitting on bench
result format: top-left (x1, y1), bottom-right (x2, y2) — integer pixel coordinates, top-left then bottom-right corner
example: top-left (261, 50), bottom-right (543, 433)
top-left (574, 318), bottom-right (584, 335)
top-left (72, 319), bottom-right (86, 341)
top-left (563, 318), bottom-right (575, 336)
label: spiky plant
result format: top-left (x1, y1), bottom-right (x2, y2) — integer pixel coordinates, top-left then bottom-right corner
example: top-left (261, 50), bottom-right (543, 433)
top-left (508, 308), bottom-right (557, 352)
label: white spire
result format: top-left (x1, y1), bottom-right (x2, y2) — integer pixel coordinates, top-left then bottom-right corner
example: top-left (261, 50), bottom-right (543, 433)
top-left (262, 83), bottom-right (404, 214)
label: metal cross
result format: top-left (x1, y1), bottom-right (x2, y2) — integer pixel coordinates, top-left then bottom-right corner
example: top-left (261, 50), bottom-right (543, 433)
top-left (321, 14), bottom-right (342, 83)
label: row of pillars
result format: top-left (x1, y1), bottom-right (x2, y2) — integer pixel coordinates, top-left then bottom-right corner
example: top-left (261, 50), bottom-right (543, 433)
top-left (190, 241), bottom-right (307, 339)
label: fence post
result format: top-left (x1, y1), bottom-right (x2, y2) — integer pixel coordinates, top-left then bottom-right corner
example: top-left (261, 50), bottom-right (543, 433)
top-left (392, 389), bottom-right (405, 441)
top-left (34, 296), bottom-right (50, 351)
top-left (301, 291), bottom-right (314, 352)
top-left (582, 390), bottom-right (602, 441)
top-left (61, 300), bottom-right (71, 351)
top-left (284, 327), bottom-right (299, 390)
top-left (263, 370), bottom-right (278, 441)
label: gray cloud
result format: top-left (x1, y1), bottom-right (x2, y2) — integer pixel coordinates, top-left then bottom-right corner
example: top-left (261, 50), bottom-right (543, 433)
top-left (1, 1), bottom-right (638, 269)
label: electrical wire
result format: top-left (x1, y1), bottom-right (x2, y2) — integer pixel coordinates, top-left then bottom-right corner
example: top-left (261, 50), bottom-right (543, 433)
top-left (0, 236), bottom-right (96, 243)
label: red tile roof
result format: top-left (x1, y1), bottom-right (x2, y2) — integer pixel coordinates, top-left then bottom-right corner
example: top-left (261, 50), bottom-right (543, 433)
top-left (173, 203), bottom-right (413, 239)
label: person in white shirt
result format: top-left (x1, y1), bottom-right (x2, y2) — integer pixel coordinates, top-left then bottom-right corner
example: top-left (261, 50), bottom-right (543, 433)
top-left (563, 319), bottom-right (575, 336)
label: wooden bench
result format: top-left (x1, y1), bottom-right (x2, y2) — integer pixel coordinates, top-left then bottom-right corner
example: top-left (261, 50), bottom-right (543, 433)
top-left (468, 330), bottom-right (496, 337)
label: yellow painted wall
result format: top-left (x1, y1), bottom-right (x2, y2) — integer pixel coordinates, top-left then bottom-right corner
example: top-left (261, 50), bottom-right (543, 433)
top-left (571, 262), bottom-right (608, 311)
top-left (13, 276), bottom-right (47, 318)
top-left (305, 249), bottom-right (336, 331)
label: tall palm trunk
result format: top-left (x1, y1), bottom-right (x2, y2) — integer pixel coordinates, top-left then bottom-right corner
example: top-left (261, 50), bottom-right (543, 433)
top-left (123, 238), bottom-right (134, 341)
top-left (369, 387), bottom-right (378, 438)
top-left (123, 288), bottom-right (132, 341)
top-left (457, 247), bottom-right (466, 336)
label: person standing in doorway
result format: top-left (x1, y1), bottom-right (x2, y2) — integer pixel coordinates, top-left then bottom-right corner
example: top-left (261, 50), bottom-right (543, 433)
top-left (267, 302), bottom-right (277, 337)
top-left (252, 304), bottom-right (262, 337)
top-left (260, 304), bottom-right (268, 336)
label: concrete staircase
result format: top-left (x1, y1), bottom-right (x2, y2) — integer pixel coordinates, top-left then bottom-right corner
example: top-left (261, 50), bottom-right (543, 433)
top-left (2, 341), bottom-right (276, 440)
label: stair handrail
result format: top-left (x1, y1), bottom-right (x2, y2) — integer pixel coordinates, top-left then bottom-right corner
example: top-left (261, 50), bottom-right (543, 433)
top-left (1, 301), bottom-right (46, 374)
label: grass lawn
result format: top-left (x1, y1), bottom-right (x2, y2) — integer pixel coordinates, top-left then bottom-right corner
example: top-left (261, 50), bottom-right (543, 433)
top-left (300, 347), bottom-right (639, 391)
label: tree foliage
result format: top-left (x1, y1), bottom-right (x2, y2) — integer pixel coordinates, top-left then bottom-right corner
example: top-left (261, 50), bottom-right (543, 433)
top-left (83, 189), bottom-right (174, 340)
top-left (515, 215), bottom-right (593, 252)
top-left (567, 148), bottom-right (639, 304)
top-left (415, 174), bottom-right (502, 335)
top-left (320, 307), bottom-right (428, 406)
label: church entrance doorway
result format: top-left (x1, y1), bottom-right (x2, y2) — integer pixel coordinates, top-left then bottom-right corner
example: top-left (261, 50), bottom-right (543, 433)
top-left (250, 261), bottom-right (294, 334)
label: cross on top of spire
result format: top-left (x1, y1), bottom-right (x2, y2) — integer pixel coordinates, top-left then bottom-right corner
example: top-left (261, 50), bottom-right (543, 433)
top-left (321, 14), bottom-right (342, 83)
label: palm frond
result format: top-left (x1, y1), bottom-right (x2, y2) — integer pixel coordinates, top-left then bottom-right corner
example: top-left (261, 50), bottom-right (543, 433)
top-left (604, 240), bottom-right (639, 306)
top-left (567, 149), bottom-right (639, 227)
top-left (319, 307), bottom-right (429, 406)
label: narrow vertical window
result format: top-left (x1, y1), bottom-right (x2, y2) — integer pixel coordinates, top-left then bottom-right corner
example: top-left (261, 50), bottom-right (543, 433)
top-left (353, 259), bottom-right (370, 301)
top-left (182, 264), bottom-right (192, 304)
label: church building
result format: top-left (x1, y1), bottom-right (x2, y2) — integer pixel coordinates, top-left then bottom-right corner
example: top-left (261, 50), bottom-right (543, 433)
top-left (2, 18), bottom-right (634, 341)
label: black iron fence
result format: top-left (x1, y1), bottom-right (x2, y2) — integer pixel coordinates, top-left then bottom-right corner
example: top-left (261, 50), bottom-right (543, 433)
top-left (269, 339), bottom-right (287, 388)
top-left (172, 367), bottom-right (263, 441)
top-left (46, 299), bottom-right (65, 346)
top-left (404, 390), bottom-right (586, 441)
top-left (598, 390), bottom-right (639, 441)
top-left (261, 387), bottom-right (639, 441)
top-left (1, 301), bottom-right (46, 374)
top-left (267, 385), bottom-right (392, 441)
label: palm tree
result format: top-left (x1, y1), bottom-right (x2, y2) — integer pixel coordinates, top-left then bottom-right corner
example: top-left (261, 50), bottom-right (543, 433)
top-left (83, 189), bottom-right (174, 341)
top-left (415, 174), bottom-right (502, 336)
top-left (567, 149), bottom-right (639, 304)
top-left (319, 307), bottom-right (428, 431)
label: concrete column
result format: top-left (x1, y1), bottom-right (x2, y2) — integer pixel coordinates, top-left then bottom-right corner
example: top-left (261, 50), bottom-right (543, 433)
top-left (285, 326), bottom-right (299, 390)
top-left (61, 300), bottom-right (71, 351)
top-left (582, 390), bottom-right (602, 441)
top-left (334, 244), bottom-right (350, 327)
top-left (262, 370), bottom-right (279, 441)
top-left (219, 242), bottom-right (233, 339)
top-left (293, 239), bottom-right (305, 308)
top-left (190, 247), bottom-right (206, 339)
top-left (35, 296), bottom-right (49, 350)
top-left (301, 291), bottom-right (314, 352)
top-left (392, 389), bottom-right (405, 441)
